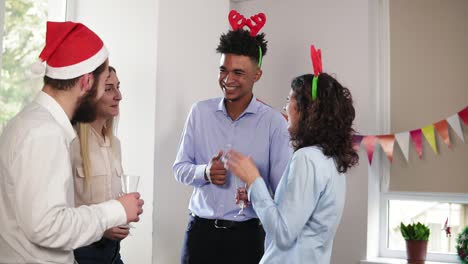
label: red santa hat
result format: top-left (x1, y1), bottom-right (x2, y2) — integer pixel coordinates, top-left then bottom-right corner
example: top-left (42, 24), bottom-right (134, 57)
top-left (35, 21), bottom-right (108, 80)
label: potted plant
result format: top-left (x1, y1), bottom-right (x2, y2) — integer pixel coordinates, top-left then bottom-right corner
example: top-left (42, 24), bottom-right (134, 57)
top-left (456, 226), bottom-right (468, 264)
top-left (400, 222), bottom-right (430, 264)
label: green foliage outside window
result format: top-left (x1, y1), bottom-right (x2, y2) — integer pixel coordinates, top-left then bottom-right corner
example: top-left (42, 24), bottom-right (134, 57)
top-left (457, 227), bottom-right (468, 263)
top-left (0, 0), bottom-right (47, 132)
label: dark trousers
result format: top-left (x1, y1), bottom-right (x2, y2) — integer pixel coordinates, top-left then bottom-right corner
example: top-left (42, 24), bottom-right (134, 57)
top-left (74, 237), bottom-right (123, 264)
top-left (181, 215), bottom-right (265, 264)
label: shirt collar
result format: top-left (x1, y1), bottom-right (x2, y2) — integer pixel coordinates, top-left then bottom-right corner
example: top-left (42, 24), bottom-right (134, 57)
top-left (34, 91), bottom-right (76, 143)
top-left (89, 125), bottom-right (111, 147)
top-left (216, 95), bottom-right (260, 117)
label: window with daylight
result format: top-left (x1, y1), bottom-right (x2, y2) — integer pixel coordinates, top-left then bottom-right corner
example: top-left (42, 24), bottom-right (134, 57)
top-left (387, 199), bottom-right (467, 253)
top-left (377, 0), bottom-right (468, 263)
top-left (0, 0), bottom-right (67, 133)
top-left (381, 193), bottom-right (468, 262)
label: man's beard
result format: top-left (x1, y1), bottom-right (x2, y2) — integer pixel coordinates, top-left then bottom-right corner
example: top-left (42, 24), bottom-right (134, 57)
top-left (72, 81), bottom-right (99, 123)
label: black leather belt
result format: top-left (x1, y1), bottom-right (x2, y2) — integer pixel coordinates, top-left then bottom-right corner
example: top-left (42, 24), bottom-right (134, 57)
top-left (191, 214), bottom-right (261, 229)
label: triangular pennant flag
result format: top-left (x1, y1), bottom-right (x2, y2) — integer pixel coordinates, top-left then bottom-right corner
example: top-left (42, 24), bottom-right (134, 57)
top-left (447, 114), bottom-right (465, 143)
top-left (410, 129), bottom-right (423, 159)
top-left (458, 106), bottom-right (468, 126)
top-left (362, 135), bottom-right (377, 165)
top-left (434, 120), bottom-right (451, 148)
top-left (352, 135), bottom-right (364, 151)
top-left (395, 132), bottom-right (410, 162)
top-left (377, 134), bottom-right (395, 163)
top-left (422, 125), bottom-right (438, 154)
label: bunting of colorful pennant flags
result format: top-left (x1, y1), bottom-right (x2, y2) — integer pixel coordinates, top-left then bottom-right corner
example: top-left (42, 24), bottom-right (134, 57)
top-left (354, 106), bottom-right (467, 165)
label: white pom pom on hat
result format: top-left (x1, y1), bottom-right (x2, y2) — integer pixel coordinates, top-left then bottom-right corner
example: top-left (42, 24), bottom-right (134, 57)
top-left (31, 59), bottom-right (46, 76)
top-left (36, 21), bottom-right (109, 80)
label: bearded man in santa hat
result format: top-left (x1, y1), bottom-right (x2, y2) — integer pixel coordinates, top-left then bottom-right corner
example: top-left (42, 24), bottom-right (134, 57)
top-left (0, 21), bottom-right (144, 263)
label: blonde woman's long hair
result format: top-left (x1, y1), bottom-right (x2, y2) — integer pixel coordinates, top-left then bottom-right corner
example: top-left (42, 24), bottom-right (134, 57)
top-left (77, 119), bottom-right (117, 187)
top-left (78, 66), bottom-right (119, 186)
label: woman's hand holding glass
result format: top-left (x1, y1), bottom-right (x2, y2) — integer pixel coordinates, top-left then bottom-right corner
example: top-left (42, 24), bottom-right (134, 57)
top-left (225, 149), bottom-right (261, 187)
top-left (224, 148), bottom-right (261, 217)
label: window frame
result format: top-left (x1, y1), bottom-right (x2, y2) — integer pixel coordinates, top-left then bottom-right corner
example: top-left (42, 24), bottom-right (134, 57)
top-left (0, 0), bottom-right (69, 62)
top-left (379, 191), bottom-right (467, 262)
top-left (48, 0), bottom-right (69, 21)
top-left (370, 1), bottom-right (464, 263)
top-left (0, 0), bottom-right (5, 78)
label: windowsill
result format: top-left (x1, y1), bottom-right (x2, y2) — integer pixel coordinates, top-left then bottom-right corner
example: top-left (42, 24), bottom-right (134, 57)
top-left (361, 258), bottom-right (456, 264)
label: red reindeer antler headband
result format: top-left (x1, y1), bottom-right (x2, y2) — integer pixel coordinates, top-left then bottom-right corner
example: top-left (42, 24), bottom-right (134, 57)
top-left (228, 10), bottom-right (266, 37)
top-left (228, 10), bottom-right (266, 67)
top-left (310, 45), bottom-right (323, 101)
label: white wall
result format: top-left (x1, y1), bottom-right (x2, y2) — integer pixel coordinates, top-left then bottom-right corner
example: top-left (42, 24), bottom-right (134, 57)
top-left (71, 1), bottom-right (158, 263)
top-left (72, 0), bottom-right (379, 263)
top-left (153, 1), bottom-right (229, 263)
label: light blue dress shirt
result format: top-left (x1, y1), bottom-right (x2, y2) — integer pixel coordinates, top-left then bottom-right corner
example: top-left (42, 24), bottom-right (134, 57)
top-left (173, 96), bottom-right (292, 221)
top-left (249, 146), bottom-right (346, 264)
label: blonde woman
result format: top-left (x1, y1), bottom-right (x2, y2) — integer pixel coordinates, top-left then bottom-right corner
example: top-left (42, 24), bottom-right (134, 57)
top-left (71, 66), bottom-right (127, 264)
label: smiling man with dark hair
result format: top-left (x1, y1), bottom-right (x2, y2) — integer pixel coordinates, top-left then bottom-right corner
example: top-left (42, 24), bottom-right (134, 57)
top-left (173, 11), bottom-right (292, 264)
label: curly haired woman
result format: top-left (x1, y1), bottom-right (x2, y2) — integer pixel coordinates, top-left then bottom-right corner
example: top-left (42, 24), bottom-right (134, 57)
top-left (227, 72), bottom-right (359, 263)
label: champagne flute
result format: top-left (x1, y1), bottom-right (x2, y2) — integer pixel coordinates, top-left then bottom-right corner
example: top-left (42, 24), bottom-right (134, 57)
top-left (234, 176), bottom-right (247, 218)
top-left (221, 143), bottom-right (232, 169)
top-left (121, 174), bottom-right (140, 194)
top-left (120, 174), bottom-right (140, 229)
top-left (221, 144), bottom-right (248, 217)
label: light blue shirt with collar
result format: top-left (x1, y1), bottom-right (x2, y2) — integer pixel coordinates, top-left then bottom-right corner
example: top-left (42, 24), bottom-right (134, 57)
top-left (173, 96), bottom-right (292, 221)
top-left (249, 146), bottom-right (347, 264)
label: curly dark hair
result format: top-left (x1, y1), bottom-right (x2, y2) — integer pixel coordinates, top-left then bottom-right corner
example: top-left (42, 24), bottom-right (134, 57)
top-left (216, 29), bottom-right (267, 66)
top-left (290, 73), bottom-right (358, 173)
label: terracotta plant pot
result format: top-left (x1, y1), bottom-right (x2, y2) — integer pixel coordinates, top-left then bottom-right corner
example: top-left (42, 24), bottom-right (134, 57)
top-left (405, 240), bottom-right (428, 264)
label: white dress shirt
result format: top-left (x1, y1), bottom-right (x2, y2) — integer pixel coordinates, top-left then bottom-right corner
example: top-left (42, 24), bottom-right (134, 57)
top-left (0, 91), bottom-right (127, 263)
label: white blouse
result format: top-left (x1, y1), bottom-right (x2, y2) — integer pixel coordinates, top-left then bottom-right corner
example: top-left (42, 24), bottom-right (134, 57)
top-left (71, 126), bottom-right (124, 207)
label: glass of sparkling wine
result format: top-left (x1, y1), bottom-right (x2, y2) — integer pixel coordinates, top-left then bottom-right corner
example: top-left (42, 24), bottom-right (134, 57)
top-left (221, 144), bottom-right (248, 218)
top-left (234, 177), bottom-right (247, 218)
top-left (120, 174), bottom-right (140, 229)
